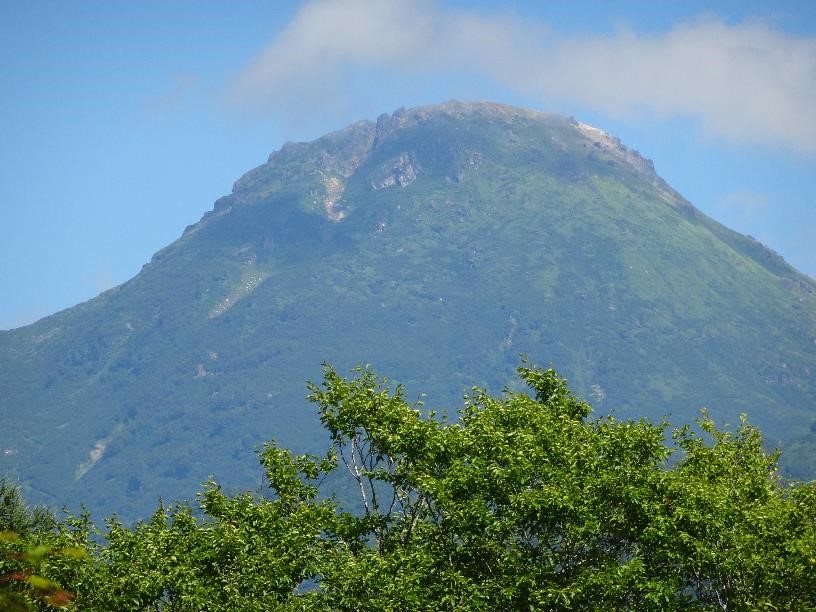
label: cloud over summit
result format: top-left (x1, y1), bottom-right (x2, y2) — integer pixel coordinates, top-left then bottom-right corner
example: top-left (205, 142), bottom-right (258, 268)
top-left (228, 0), bottom-right (816, 153)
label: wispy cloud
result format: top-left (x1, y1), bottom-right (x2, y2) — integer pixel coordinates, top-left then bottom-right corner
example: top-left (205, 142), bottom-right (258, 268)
top-left (227, 0), bottom-right (816, 153)
top-left (147, 73), bottom-right (201, 115)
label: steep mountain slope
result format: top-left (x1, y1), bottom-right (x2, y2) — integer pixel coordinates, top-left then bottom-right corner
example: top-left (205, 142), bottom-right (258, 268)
top-left (2, 101), bottom-right (815, 522)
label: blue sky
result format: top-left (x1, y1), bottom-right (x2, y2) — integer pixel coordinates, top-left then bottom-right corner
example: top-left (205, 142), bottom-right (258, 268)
top-left (1, 0), bottom-right (814, 329)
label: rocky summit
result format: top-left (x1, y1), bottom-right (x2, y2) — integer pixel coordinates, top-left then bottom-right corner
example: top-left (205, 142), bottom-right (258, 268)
top-left (2, 101), bottom-right (815, 522)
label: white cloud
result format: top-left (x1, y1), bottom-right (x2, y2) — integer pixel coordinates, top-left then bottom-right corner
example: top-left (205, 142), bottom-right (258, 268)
top-left (227, 0), bottom-right (816, 153)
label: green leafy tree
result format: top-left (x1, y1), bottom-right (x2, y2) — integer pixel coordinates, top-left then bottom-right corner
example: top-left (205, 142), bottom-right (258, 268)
top-left (307, 364), bottom-right (816, 609)
top-left (8, 363), bottom-right (816, 610)
top-left (0, 480), bottom-right (90, 610)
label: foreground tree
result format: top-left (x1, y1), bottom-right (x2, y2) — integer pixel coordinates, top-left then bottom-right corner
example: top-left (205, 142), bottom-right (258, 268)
top-left (307, 365), bottom-right (816, 610)
top-left (0, 481), bottom-right (90, 610)
top-left (5, 363), bottom-right (816, 610)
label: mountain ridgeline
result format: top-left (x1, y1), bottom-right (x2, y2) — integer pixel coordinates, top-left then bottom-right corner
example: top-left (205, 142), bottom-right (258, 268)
top-left (2, 101), bottom-right (815, 522)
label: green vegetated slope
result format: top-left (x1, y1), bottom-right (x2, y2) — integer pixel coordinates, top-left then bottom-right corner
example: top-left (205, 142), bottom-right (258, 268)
top-left (1, 101), bottom-right (815, 522)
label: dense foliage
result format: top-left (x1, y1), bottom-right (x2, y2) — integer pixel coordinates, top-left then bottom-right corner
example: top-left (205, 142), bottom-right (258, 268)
top-left (3, 364), bottom-right (814, 610)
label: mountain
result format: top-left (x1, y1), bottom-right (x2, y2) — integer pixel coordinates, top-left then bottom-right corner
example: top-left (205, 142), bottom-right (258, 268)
top-left (2, 101), bottom-right (815, 522)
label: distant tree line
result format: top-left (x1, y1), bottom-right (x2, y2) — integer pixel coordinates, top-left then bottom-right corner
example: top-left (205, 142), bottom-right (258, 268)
top-left (2, 363), bottom-right (815, 610)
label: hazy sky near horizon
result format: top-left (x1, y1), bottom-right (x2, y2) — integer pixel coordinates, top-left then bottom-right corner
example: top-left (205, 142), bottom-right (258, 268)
top-left (1, 0), bottom-right (815, 330)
